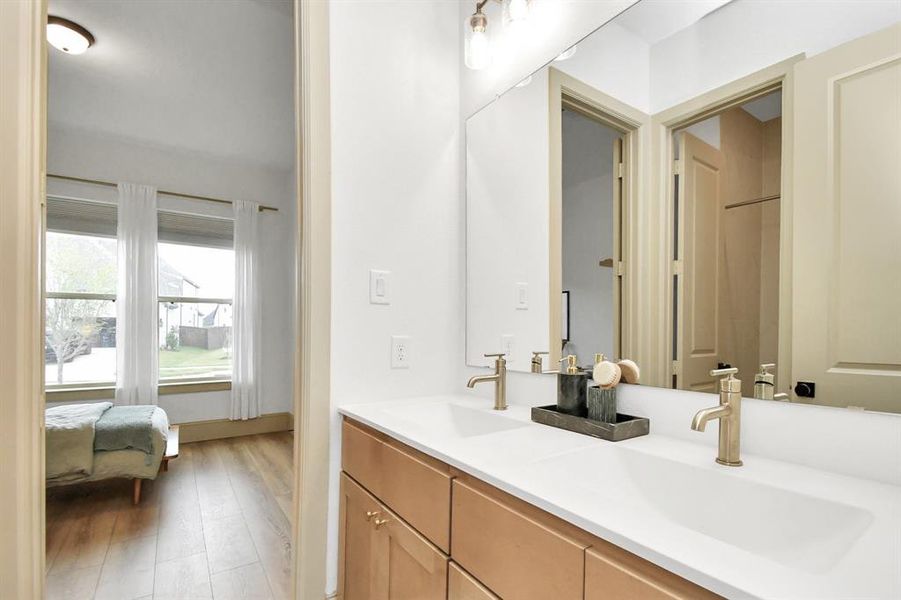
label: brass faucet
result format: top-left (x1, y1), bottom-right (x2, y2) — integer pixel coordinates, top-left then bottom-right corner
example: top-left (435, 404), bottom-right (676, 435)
top-left (467, 353), bottom-right (507, 410)
top-left (530, 351), bottom-right (548, 373)
top-left (691, 368), bottom-right (743, 466)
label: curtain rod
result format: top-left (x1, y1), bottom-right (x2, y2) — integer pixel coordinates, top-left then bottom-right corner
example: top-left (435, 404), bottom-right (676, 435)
top-left (724, 194), bottom-right (780, 210)
top-left (46, 173), bottom-right (279, 212)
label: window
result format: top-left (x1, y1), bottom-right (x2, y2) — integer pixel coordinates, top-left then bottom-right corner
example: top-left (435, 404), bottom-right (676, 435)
top-left (45, 196), bottom-right (236, 391)
top-left (157, 225), bottom-right (234, 384)
top-left (45, 230), bottom-right (118, 387)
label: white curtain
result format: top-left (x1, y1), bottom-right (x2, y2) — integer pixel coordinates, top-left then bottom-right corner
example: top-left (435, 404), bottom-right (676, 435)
top-left (116, 183), bottom-right (159, 406)
top-left (231, 199), bottom-right (262, 420)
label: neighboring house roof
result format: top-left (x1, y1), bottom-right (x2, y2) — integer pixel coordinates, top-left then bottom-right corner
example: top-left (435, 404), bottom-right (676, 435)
top-left (158, 256), bottom-right (196, 297)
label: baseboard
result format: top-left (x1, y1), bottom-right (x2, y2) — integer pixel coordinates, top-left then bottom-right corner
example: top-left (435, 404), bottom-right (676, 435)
top-left (176, 412), bottom-right (294, 443)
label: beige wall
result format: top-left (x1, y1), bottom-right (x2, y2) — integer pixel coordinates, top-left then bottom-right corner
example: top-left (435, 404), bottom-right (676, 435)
top-left (759, 118), bottom-right (782, 369)
top-left (715, 107), bottom-right (782, 395)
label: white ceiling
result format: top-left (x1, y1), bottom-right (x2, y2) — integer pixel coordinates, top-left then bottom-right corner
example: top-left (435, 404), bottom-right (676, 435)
top-left (48, 0), bottom-right (295, 171)
top-left (617, 0), bottom-right (733, 45)
top-left (741, 90), bottom-right (782, 122)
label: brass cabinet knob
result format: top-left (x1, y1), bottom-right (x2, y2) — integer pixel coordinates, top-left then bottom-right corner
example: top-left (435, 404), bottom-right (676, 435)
top-left (373, 518), bottom-right (389, 529)
top-left (365, 511), bottom-right (380, 521)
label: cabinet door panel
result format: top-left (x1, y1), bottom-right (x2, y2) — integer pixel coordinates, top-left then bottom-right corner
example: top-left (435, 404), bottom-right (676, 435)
top-left (451, 479), bottom-right (586, 600)
top-left (338, 473), bottom-right (381, 600)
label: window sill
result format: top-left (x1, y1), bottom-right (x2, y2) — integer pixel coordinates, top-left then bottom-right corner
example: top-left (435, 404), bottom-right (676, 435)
top-left (46, 380), bottom-right (232, 402)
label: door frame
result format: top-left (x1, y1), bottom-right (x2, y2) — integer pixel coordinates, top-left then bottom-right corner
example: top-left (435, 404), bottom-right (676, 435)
top-left (0, 1), bottom-right (333, 598)
top-left (651, 55), bottom-right (801, 393)
top-left (548, 67), bottom-right (649, 371)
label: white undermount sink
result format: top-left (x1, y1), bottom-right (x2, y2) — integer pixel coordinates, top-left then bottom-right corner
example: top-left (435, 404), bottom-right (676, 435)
top-left (380, 401), bottom-right (529, 439)
top-left (528, 446), bottom-right (874, 573)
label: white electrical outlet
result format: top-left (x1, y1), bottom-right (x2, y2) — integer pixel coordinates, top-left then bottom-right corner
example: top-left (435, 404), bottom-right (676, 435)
top-left (515, 282), bottom-right (529, 310)
top-left (391, 335), bottom-right (411, 369)
top-left (370, 270), bottom-right (391, 305)
top-left (501, 334), bottom-right (514, 362)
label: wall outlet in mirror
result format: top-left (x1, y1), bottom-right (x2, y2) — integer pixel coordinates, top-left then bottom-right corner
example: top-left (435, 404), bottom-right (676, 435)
top-left (515, 282), bottom-right (529, 310)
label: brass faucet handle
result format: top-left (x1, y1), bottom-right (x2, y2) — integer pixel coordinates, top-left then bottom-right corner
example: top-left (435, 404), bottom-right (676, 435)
top-left (484, 353), bottom-right (506, 359)
top-left (709, 367), bottom-right (738, 378)
top-left (759, 363), bottom-right (775, 374)
top-left (531, 351), bottom-right (549, 358)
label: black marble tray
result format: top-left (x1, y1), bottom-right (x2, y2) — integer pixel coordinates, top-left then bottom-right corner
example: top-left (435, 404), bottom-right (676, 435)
top-left (531, 404), bottom-right (649, 442)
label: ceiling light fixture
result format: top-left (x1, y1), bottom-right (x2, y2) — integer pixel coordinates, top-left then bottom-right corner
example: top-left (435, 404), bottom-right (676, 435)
top-left (465, 4), bottom-right (492, 70)
top-left (503, 0), bottom-right (532, 26)
top-left (47, 16), bottom-right (95, 55)
top-left (554, 45), bottom-right (577, 61)
top-left (465, 0), bottom-right (533, 71)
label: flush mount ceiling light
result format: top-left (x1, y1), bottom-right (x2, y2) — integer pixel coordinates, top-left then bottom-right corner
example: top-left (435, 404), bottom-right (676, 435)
top-left (47, 16), bottom-right (95, 55)
top-left (465, 0), bottom-right (533, 71)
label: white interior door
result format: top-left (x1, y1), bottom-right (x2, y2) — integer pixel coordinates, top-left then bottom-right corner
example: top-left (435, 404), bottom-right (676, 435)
top-left (792, 24), bottom-right (901, 411)
top-left (676, 132), bottom-right (724, 392)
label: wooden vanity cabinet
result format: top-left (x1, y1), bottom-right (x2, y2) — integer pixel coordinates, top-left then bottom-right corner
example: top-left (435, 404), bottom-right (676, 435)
top-left (338, 473), bottom-right (448, 600)
top-left (338, 417), bottom-right (720, 600)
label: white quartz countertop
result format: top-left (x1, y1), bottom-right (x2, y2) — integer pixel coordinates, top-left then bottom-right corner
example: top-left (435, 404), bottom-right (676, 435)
top-left (339, 395), bottom-right (901, 600)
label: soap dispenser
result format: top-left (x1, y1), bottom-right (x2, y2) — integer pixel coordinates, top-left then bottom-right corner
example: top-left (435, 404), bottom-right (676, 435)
top-left (754, 363), bottom-right (775, 400)
top-left (557, 355), bottom-right (588, 416)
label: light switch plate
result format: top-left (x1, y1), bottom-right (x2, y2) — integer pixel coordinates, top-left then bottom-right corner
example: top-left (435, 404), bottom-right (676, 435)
top-left (391, 335), bottom-right (411, 369)
top-left (501, 334), bottom-right (514, 362)
top-left (515, 282), bottom-right (529, 310)
top-left (370, 270), bottom-right (391, 305)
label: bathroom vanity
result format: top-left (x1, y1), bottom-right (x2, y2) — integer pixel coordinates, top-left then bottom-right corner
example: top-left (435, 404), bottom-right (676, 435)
top-left (338, 414), bottom-right (716, 600)
top-left (337, 396), bottom-right (901, 599)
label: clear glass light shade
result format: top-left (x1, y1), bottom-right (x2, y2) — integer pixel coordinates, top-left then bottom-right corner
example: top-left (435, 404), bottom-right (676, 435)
top-left (555, 46), bottom-right (577, 61)
top-left (504, 0), bottom-right (531, 24)
top-left (47, 22), bottom-right (92, 54)
top-left (465, 21), bottom-right (491, 70)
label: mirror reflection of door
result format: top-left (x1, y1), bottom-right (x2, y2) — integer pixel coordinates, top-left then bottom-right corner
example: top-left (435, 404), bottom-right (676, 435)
top-left (561, 108), bottom-right (624, 366)
top-left (674, 90), bottom-right (783, 397)
top-left (792, 24), bottom-right (901, 411)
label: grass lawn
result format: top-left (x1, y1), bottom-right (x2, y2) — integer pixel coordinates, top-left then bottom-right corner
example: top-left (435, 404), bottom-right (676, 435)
top-left (159, 346), bottom-right (230, 378)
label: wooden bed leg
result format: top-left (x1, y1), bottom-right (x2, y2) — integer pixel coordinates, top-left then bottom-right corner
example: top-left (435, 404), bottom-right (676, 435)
top-left (161, 458), bottom-right (169, 472)
top-left (133, 478), bottom-right (142, 505)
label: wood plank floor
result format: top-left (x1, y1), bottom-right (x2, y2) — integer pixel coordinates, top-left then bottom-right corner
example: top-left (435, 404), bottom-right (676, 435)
top-left (45, 432), bottom-right (294, 600)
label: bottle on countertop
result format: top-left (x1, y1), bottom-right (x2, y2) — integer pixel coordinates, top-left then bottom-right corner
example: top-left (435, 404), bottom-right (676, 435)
top-left (557, 355), bottom-right (588, 416)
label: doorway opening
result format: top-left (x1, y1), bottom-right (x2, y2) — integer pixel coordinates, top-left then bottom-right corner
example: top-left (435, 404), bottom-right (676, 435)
top-left (560, 107), bottom-right (625, 366)
top-left (670, 87), bottom-right (784, 396)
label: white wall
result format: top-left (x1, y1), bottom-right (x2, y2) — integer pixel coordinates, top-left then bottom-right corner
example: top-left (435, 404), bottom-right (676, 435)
top-left (46, 125), bottom-right (296, 423)
top-left (327, 0), bottom-right (461, 592)
top-left (561, 110), bottom-right (618, 365)
top-left (650, 0), bottom-right (901, 112)
top-left (466, 68), bottom-right (550, 370)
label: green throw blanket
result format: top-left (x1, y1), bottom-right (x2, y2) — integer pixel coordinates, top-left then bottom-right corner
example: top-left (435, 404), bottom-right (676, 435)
top-left (94, 405), bottom-right (157, 460)
top-left (46, 401), bottom-right (113, 480)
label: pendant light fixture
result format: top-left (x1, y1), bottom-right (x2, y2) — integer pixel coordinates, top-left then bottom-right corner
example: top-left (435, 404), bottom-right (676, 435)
top-left (465, 4), bottom-right (491, 70)
top-left (47, 16), bottom-right (95, 55)
top-left (465, 0), bottom-right (533, 71)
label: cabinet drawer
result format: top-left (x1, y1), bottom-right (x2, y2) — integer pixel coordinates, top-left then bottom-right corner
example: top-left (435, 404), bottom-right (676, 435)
top-left (342, 419), bottom-right (452, 552)
top-left (585, 545), bottom-right (721, 600)
top-left (448, 562), bottom-right (498, 600)
top-left (451, 479), bottom-right (587, 600)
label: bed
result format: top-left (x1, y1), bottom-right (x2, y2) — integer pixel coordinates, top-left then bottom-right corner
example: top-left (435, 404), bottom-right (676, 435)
top-left (45, 402), bottom-right (179, 504)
